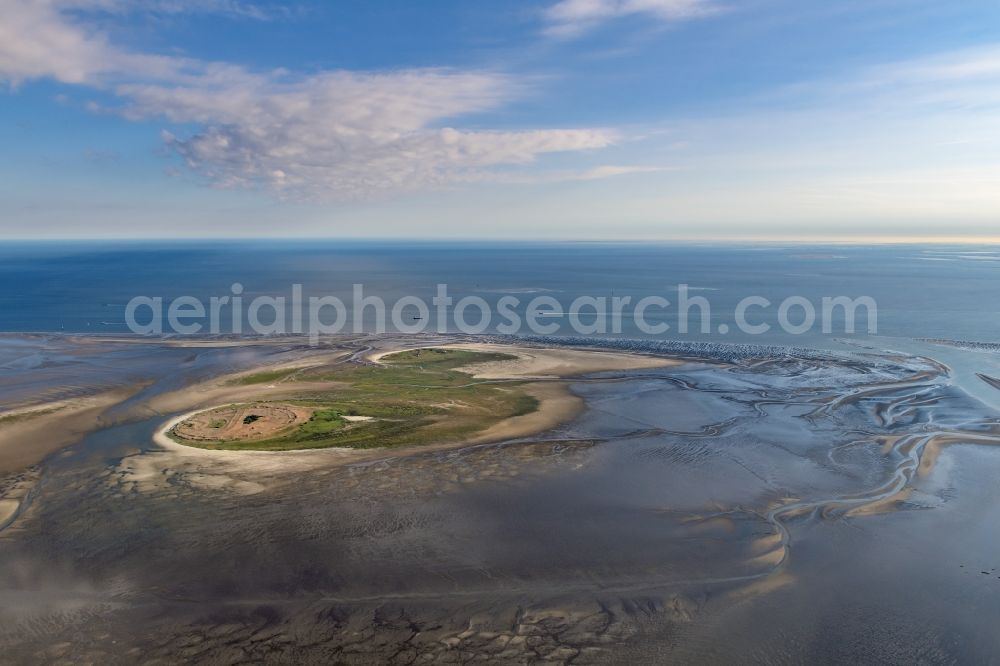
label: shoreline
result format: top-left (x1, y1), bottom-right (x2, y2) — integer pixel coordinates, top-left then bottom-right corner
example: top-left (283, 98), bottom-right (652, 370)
top-left (150, 341), bottom-right (673, 462)
top-left (151, 378), bottom-right (587, 465)
top-left (0, 337), bottom-right (682, 482)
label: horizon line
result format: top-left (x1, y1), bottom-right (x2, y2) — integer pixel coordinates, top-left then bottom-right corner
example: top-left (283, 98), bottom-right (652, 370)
top-left (4, 235), bottom-right (1000, 245)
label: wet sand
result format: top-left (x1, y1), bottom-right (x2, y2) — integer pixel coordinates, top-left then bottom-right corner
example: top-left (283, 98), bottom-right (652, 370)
top-left (0, 388), bottom-right (140, 474)
top-left (4, 334), bottom-right (1000, 662)
top-left (468, 381), bottom-right (584, 444)
top-left (0, 499), bottom-right (17, 527)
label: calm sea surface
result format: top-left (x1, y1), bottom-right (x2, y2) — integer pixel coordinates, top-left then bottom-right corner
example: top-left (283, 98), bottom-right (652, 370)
top-left (1, 241), bottom-right (998, 347)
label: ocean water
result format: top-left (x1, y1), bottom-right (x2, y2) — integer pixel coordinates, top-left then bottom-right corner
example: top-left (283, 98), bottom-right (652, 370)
top-left (1, 240), bottom-right (999, 347)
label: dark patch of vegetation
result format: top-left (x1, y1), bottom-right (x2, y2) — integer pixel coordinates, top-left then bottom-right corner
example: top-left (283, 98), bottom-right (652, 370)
top-left (297, 409), bottom-right (346, 437)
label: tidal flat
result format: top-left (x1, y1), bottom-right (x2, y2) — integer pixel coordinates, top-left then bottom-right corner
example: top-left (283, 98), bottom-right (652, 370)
top-left (1, 334), bottom-right (1000, 663)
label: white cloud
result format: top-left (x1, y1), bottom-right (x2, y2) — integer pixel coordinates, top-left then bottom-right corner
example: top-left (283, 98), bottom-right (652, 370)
top-left (0, 0), bottom-right (204, 85)
top-left (51, 0), bottom-right (279, 20)
top-left (761, 44), bottom-right (1000, 118)
top-left (574, 164), bottom-right (668, 179)
top-left (147, 71), bottom-right (617, 198)
top-left (870, 45), bottom-right (1000, 83)
top-left (606, 45), bottom-right (1000, 232)
top-left (544, 0), bottom-right (719, 38)
top-left (0, 0), bottom-right (115, 84)
top-left (121, 69), bottom-right (617, 198)
top-left (0, 0), bottom-right (624, 199)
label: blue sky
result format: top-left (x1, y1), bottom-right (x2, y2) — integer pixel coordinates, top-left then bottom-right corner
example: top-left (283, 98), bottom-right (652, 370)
top-left (2, 0), bottom-right (1000, 240)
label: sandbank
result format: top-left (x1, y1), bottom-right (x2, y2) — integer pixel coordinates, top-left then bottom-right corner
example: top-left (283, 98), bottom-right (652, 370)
top-left (0, 388), bottom-right (138, 474)
top-left (370, 342), bottom-right (678, 378)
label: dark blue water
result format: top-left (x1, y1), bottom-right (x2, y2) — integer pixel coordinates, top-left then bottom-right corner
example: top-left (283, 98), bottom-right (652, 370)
top-left (1, 240), bottom-right (998, 347)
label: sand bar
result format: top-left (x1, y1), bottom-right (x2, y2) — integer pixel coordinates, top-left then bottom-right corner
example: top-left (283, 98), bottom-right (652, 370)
top-left (0, 388), bottom-right (138, 474)
top-left (370, 342), bottom-right (679, 378)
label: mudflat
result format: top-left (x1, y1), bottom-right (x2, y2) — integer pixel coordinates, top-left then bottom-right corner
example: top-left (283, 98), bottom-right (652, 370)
top-left (3, 334), bottom-right (1000, 663)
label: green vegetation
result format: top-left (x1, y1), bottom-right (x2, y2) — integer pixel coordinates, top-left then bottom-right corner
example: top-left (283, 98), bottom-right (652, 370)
top-left (380, 347), bottom-right (515, 371)
top-left (230, 367), bottom-right (300, 385)
top-left (297, 409), bottom-right (346, 437)
top-left (174, 348), bottom-right (539, 451)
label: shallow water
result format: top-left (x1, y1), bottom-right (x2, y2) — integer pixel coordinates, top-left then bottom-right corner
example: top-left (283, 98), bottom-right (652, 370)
top-left (2, 335), bottom-right (1000, 662)
top-left (0, 334), bottom-right (305, 409)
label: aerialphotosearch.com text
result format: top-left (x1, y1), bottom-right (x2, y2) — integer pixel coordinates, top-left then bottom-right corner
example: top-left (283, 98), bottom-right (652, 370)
top-left (125, 283), bottom-right (878, 342)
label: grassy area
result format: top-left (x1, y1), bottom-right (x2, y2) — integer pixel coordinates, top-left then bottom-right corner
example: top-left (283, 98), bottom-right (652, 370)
top-left (380, 347), bottom-right (515, 371)
top-left (230, 367), bottom-right (301, 385)
top-left (172, 348), bottom-right (539, 451)
top-left (297, 409), bottom-right (346, 437)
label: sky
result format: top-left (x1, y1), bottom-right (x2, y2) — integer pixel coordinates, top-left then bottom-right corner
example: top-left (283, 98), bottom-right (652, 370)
top-left (1, 0), bottom-right (999, 241)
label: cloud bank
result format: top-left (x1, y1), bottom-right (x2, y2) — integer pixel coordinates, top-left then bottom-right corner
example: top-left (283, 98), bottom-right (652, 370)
top-left (0, 0), bottom-right (622, 199)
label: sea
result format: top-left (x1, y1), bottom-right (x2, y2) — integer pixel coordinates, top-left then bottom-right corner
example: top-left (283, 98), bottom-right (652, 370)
top-left (1, 240), bottom-right (998, 344)
top-left (3, 240), bottom-right (1000, 409)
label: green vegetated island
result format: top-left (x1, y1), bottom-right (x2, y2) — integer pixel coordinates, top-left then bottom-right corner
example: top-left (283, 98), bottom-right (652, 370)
top-left (167, 348), bottom-right (539, 451)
